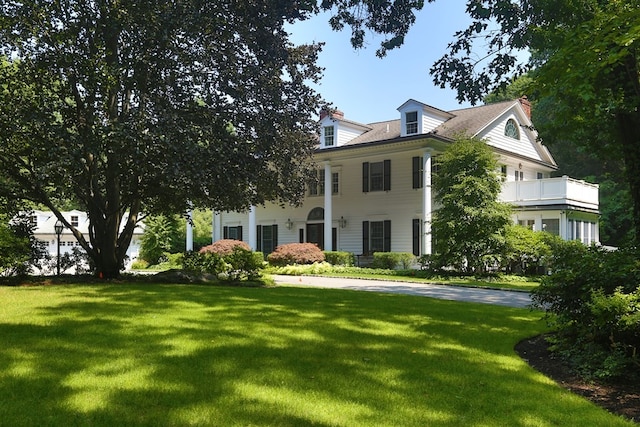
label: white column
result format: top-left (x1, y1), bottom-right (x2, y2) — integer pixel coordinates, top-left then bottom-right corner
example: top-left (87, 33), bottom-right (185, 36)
top-left (248, 206), bottom-right (257, 250)
top-left (324, 161), bottom-right (332, 251)
top-left (186, 208), bottom-right (193, 251)
top-left (212, 211), bottom-right (221, 243)
top-left (423, 151), bottom-right (432, 255)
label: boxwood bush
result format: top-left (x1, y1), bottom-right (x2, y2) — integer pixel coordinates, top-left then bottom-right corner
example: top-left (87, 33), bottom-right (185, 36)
top-left (323, 251), bottom-right (354, 266)
top-left (372, 252), bottom-right (416, 270)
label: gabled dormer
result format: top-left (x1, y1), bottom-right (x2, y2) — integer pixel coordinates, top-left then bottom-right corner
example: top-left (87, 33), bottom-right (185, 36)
top-left (397, 99), bottom-right (455, 137)
top-left (319, 109), bottom-right (372, 149)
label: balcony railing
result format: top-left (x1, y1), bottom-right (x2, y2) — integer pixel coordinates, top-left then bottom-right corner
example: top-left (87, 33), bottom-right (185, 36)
top-left (500, 176), bottom-right (599, 211)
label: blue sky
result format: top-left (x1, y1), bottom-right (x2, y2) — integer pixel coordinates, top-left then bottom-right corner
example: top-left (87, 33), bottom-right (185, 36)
top-left (287, 0), bottom-right (473, 124)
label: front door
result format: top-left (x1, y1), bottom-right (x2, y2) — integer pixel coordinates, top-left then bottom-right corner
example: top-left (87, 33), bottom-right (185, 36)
top-left (306, 223), bottom-right (324, 250)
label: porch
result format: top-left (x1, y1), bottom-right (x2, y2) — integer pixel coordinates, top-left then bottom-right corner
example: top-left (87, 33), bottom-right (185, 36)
top-left (500, 176), bottom-right (599, 211)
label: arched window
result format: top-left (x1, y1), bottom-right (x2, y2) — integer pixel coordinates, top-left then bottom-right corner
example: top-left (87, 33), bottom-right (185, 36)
top-left (307, 207), bottom-right (324, 221)
top-left (504, 119), bottom-right (520, 139)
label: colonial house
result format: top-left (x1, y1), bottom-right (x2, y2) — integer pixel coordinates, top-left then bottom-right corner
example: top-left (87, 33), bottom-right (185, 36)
top-left (204, 98), bottom-right (599, 257)
top-left (26, 210), bottom-right (144, 266)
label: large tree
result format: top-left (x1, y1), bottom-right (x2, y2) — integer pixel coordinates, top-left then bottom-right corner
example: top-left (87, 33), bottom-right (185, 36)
top-left (428, 0), bottom-right (640, 242)
top-left (0, 0), bottom-right (431, 278)
top-left (432, 136), bottom-right (512, 273)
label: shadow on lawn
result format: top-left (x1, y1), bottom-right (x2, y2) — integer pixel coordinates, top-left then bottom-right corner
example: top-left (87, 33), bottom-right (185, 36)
top-left (0, 285), bottom-right (630, 426)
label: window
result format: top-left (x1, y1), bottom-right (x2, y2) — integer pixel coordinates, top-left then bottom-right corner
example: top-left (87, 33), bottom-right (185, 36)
top-left (362, 220), bottom-right (391, 254)
top-left (500, 165), bottom-right (507, 179)
top-left (257, 224), bottom-right (278, 255)
top-left (537, 172), bottom-right (544, 179)
top-left (71, 215), bottom-right (79, 227)
top-left (542, 219), bottom-right (559, 236)
top-left (29, 215), bottom-right (37, 227)
top-left (324, 126), bottom-right (334, 146)
top-left (406, 111), bottom-right (418, 134)
top-left (223, 226), bottom-right (243, 240)
top-left (362, 160), bottom-right (391, 192)
top-left (504, 119), bottom-right (520, 139)
top-left (515, 170), bottom-right (523, 181)
top-left (309, 170), bottom-right (339, 196)
top-left (332, 172), bottom-right (339, 194)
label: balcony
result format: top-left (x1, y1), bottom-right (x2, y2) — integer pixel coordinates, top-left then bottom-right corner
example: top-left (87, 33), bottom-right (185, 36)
top-left (500, 176), bottom-right (599, 211)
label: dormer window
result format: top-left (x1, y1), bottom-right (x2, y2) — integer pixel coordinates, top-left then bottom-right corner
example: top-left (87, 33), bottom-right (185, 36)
top-left (505, 119), bottom-right (520, 139)
top-left (323, 126), bottom-right (334, 146)
top-left (405, 111), bottom-right (418, 134)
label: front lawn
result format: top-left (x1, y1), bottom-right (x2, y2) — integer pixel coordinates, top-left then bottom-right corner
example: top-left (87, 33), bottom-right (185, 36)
top-left (0, 284), bottom-right (631, 426)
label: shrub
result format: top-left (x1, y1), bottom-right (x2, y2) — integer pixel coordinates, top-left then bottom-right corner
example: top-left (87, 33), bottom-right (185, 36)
top-left (532, 242), bottom-right (640, 380)
top-left (0, 214), bottom-right (49, 276)
top-left (267, 243), bottom-right (325, 266)
top-left (131, 259), bottom-right (149, 270)
top-left (372, 252), bottom-right (415, 270)
top-left (323, 251), bottom-right (354, 266)
top-left (200, 239), bottom-right (251, 256)
top-left (183, 247), bottom-right (263, 281)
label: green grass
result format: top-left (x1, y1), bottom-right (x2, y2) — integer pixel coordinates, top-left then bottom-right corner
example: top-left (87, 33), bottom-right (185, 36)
top-left (0, 283), bottom-right (632, 426)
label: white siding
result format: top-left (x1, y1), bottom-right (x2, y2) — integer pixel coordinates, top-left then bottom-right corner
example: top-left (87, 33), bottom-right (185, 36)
top-left (479, 114), bottom-right (542, 161)
top-left (422, 110), bottom-right (446, 133)
top-left (337, 123), bottom-right (365, 146)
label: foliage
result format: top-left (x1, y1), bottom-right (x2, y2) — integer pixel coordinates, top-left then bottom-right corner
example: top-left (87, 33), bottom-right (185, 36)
top-left (323, 251), bottom-right (355, 266)
top-left (0, 213), bottom-right (48, 276)
top-left (130, 259), bottom-right (149, 270)
top-left (267, 243), bottom-right (325, 266)
top-left (429, 0), bottom-right (640, 244)
top-left (501, 226), bottom-right (557, 274)
top-left (183, 248), bottom-right (263, 281)
top-left (200, 239), bottom-right (251, 256)
top-left (371, 252), bottom-right (415, 270)
top-left (432, 136), bottom-right (513, 273)
top-left (532, 243), bottom-right (640, 379)
top-left (0, 1), bottom-right (325, 278)
top-left (139, 215), bottom-right (183, 265)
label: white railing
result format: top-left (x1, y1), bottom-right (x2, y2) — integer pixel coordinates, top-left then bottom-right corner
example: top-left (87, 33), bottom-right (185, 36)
top-left (500, 176), bottom-right (599, 210)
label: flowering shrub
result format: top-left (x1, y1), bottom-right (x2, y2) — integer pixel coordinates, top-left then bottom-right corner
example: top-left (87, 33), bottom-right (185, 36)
top-left (267, 243), bottom-right (325, 266)
top-left (200, 239), bottom-right (251, 256)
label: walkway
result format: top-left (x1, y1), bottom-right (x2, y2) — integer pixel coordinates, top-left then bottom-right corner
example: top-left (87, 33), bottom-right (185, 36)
top-left (272, 275), bottom-right (533, 309)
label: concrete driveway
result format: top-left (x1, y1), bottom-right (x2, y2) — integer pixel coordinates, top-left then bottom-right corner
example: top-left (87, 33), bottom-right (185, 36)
top-left (272, 275), bottom-right (533, 309)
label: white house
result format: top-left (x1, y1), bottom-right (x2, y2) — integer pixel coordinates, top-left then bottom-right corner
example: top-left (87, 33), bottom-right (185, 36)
top-left (27, 210), bottom-right (144, 266)
top-left (204, 98), bottom-right (599, 257)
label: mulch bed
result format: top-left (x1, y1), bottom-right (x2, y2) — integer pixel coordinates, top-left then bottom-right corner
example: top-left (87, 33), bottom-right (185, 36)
top-left (516, 334), bottom-right (640, 423)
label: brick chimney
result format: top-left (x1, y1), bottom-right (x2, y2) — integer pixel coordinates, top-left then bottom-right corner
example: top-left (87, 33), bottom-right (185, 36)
top-left (319, 109), bottom-right (344, 121)
top-left (519, 96), bottom-right (531, 119)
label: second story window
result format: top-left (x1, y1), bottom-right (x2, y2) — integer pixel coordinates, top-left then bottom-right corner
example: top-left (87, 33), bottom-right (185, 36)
top-left (309, 170), bottom-right (339, 196)
top-left (406, 111), bottom-right (418, 135)
top-left (323, 126), bottom-right (335, 146)
top-left (505, 119), bottom-right (520, 139)
top-left (363, 160), bottom-right (391, 192)
top-left (71, 216), bottom-right (79, 227)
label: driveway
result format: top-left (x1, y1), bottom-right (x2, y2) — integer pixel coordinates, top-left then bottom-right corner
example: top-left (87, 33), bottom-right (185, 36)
top-left (272, 275), bottom-right (533, 309)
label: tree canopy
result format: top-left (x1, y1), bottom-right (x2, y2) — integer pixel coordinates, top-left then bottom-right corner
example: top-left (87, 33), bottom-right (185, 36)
top-left (432, 136), bottom-right (512, 273)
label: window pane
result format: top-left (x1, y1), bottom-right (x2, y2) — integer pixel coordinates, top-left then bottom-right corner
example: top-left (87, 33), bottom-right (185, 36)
top-left (319, 170), bottom-right (325, 195)
top-left (370, 221), bottom-right (384, 252)
top-left (406, 111), bottom-right (418, 134)
top-left (370, 161), bottom-right (384, 191)
top-left (332, 172), bottom-right (339, 194)
top-left (324, 126), bottom-right (334, 146)
top-left (542, 219), bottom-right (559, 236)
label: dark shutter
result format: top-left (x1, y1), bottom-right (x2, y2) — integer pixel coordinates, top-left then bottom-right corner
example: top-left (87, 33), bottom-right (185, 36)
top-left (412, 219), bottom-right (420, 256)
top-left (299, 228), bottom-right (304, 243)
top-left (272, 225), bottom-right (278, 249)
top-left (332, 228), bottom-right (337, 252)
top-left (412, 156), bottom-right (423, 189)
top-left (362, 162), bottom-right (369, 193)
top-left (238, 226), bottom-right (243, 241)
top-left (383, 220), bottom-right (391, 252)
top-left (256, 225), bottom-right (262, 252)
top-left (362, 221), bottom-right (369, 255)
top-left (223, 226), bottom-right (228, 239)
top-left (383, 159), bottom-right (391, 191)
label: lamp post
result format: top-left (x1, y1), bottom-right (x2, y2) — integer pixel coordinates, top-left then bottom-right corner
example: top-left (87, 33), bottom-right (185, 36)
top-left (54, 219), bottom-right (64, 276)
